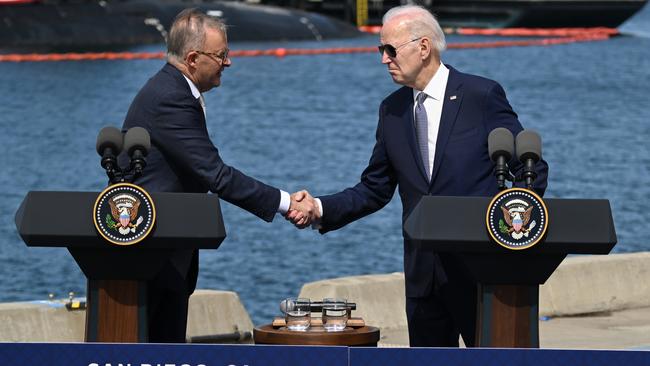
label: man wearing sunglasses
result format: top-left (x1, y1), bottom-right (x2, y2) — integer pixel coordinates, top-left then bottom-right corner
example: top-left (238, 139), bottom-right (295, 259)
top-left (121, 8), bottom-right (318, 343)
top-left (289, 5), bottom-right (548, 347)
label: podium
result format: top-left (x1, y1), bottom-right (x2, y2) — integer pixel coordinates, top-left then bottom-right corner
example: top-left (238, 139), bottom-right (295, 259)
top-left (15, 191), bottom-right (226, 343)
top-left (404, 196), bottom-right (616, 348)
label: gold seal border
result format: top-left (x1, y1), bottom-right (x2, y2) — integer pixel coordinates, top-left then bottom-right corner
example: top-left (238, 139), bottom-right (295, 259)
top-left (92, 182), bottom-right (157, 246)
top-left (485, 187), bottom-right (549, 251)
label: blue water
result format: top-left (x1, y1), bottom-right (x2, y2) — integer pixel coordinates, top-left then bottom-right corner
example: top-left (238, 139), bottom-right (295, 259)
top-left (1, 7), bottom-right (649, 326)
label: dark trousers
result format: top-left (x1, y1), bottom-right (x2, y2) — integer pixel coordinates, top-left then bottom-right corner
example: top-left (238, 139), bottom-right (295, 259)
top-left (406, 279), bottom-right (477, 347)
top-left (147, 250), bottom-right (198, 343)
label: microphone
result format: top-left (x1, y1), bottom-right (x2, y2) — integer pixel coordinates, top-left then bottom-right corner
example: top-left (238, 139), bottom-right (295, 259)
top-left (123, 127), bottom-right (151, 179)
top-left (280, 300), bottom-right (357, 314)
top-left (96, 126), bottom-right (124, 183)
top-left (488, 127), bottom-right (515, 190)
top-left (516, 129), bottom-right (542, 190)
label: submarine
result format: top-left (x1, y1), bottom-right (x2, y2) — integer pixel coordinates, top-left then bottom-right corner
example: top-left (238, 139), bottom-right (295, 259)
top-left (0, 0), bottom-right (362, 52)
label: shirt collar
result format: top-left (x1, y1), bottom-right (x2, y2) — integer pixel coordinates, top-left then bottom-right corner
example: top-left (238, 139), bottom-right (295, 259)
top-left (413, 62), bottom-right (449, 103)
top-left (183, 74), bottom-right (206, 118)
top-left (182, 74), bottom-right (202, 100)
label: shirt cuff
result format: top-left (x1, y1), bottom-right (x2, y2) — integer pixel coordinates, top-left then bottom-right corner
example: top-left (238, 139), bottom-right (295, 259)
top-left (314, 198), bottom-right (323, 217)
top-left (277, 190), bottom-right (291, 215)
top-left (311, 198), bottom-right (323, 230)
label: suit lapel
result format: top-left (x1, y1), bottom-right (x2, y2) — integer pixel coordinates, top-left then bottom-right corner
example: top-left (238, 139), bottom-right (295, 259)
top-left (399, 88), bottom-right (430, 183)
top-left (430, 67), bottom-right (463, 184)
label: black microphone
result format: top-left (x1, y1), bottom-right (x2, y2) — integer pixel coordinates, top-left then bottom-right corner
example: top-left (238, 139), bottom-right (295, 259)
top-left (280, 300), bottom-right (357, 314)
top-left (96, 126), bottom-right (124, 184)
top-left (488, 127), bottom-right (515, 190)
top-left (123, 127), bottom-right (151, 179)
top-left (516, 129), bottom-right (542, 190)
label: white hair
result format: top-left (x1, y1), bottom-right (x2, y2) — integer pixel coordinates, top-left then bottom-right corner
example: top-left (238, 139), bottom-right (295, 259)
top-left (382, 5), bottom-right (446, 55)
top-left (167, 8), bottom-right (227, 64)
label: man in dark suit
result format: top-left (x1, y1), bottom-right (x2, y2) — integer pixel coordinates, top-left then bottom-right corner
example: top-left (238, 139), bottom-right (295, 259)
top-left (289, 5), bottom-right (548, 347)
top-left (121, 9), bottom-right (317, 342)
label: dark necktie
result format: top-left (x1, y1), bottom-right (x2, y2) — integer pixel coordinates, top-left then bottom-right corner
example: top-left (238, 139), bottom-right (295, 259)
top-left (415, 92), bottom-right (430, 180)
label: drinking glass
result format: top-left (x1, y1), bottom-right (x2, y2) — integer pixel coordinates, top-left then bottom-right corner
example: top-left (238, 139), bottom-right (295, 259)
top-left (322, 298), bottom-right (348, 332)
top-left (283, 297), bottom-right (311, 331)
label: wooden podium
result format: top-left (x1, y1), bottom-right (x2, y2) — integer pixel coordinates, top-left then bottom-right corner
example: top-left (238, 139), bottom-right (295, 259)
top-left (15, 191), bottom-right (226, 342)
top-left (404, 196), bottom-right (617, 348)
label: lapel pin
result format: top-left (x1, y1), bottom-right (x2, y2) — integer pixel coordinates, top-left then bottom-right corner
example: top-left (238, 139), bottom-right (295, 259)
top-left (450, 95), bottom-right (457, 100)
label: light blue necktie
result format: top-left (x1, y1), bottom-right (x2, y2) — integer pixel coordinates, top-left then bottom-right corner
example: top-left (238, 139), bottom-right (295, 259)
top-left (415, 92), bottom-right (430, 181)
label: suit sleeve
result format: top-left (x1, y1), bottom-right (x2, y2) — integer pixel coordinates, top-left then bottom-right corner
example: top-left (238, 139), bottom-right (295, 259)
top-left (152, 89), bottom-right (280, 222)
top-left (318, 103), bottom-right (398, 233)
top-left (484, 82), bottom-right (549, 196)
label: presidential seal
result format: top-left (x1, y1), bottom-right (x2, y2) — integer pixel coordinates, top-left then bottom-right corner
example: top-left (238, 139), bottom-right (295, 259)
top-left (93, 183), bottom-right (156, 246)
top-left (486, 187), bottom-right (548, 250)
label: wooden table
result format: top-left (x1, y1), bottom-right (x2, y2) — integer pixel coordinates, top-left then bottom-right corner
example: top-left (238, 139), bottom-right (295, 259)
top-left (253, 324), bottom-right (380, 346)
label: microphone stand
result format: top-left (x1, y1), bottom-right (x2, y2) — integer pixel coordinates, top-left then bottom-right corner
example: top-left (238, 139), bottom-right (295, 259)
top-left (513, 159), bottom-right (538, 192)
top-left (494, 155), bottom-right (514, 191)
top-left (522, 159), bottom-right (537, 190)
top-left (100, 149), bottom-right (125, 185)
top-left (101, 156), bottom-right (145, 185)
top-left (129, 149), bottom-right (147, 182)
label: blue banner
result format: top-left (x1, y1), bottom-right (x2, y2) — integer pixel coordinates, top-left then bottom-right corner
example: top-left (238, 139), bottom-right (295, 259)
top-left (1, 343), bottom-right (649, 366)
top-left (350, 347), bottom-right (650, 366)
top-left (0, 343), bottom-right (348, 366)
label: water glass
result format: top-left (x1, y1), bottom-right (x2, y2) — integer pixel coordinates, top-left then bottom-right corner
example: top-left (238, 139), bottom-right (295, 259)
top-left (322, 298), bottom-right (348, 332)
top-left (283, 297), bottom-right (311, 331)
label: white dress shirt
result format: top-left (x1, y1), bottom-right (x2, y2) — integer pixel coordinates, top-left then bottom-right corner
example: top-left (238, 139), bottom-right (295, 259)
top-left (182, 75), bottom-right (290, 214)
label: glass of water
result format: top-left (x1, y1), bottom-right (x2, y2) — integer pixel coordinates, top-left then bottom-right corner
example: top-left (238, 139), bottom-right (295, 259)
top-left (322, 298), bottom-right (348, 332)
top-left (283, 297), bottom-right (311, 331)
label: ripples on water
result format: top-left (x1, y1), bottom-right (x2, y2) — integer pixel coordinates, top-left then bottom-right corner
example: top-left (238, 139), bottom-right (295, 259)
top-left (1, 7), bottom-right (649, 324)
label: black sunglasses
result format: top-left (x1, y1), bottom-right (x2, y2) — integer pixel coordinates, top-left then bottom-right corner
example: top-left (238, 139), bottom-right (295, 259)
top-left (378, 37), bottom-right (423, 58)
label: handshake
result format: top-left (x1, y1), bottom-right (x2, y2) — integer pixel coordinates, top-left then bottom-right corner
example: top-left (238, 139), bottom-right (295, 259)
top-left (286, 190), bottom-right (321, 229)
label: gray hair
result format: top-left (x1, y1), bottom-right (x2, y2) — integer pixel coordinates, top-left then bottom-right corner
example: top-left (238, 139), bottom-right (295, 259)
top-left (167, 8), bottom-right (227, 63)
top-left (382, 5), bottom-right (446, 55)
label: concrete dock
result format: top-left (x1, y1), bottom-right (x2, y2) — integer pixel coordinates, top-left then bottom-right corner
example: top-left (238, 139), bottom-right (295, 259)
top-left (1, 252), bottom-right (649, 349)
top-left (0, 290), bottom-right (255, 344)
top-left (299, 252), bottom-right (650, 349)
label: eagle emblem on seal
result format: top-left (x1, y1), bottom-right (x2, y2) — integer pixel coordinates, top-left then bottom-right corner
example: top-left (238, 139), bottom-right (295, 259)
top-left (499, 199), bottom-right (537, 240)
top-left (107, 193), bottom-right (144, 235)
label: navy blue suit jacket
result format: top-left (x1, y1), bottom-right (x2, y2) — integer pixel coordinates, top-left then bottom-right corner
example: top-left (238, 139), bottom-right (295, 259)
top-left (121, 63), bottom-right (280, 289)
top-left (319, 66), bottom-right (548, 297)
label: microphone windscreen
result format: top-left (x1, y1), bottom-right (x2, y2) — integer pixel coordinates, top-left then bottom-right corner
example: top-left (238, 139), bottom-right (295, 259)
top-left (124, 127), bottom-right (151, 156)
top-left (516, 130), bottom-right (542, 162)
top-left (488, 127), bottom-right (514, 162)
top-left (279, 299), bottom-right (295, 314)
top-left (96, 126), bottom-right (123, 155)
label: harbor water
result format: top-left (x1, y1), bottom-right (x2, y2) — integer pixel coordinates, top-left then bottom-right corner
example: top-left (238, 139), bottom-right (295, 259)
top-left (1, 7), bottom-right (649, 325)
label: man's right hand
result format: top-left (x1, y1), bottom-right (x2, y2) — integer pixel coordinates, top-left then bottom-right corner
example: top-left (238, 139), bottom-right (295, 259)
top-left (286, 190), bottom-right (321, 229)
